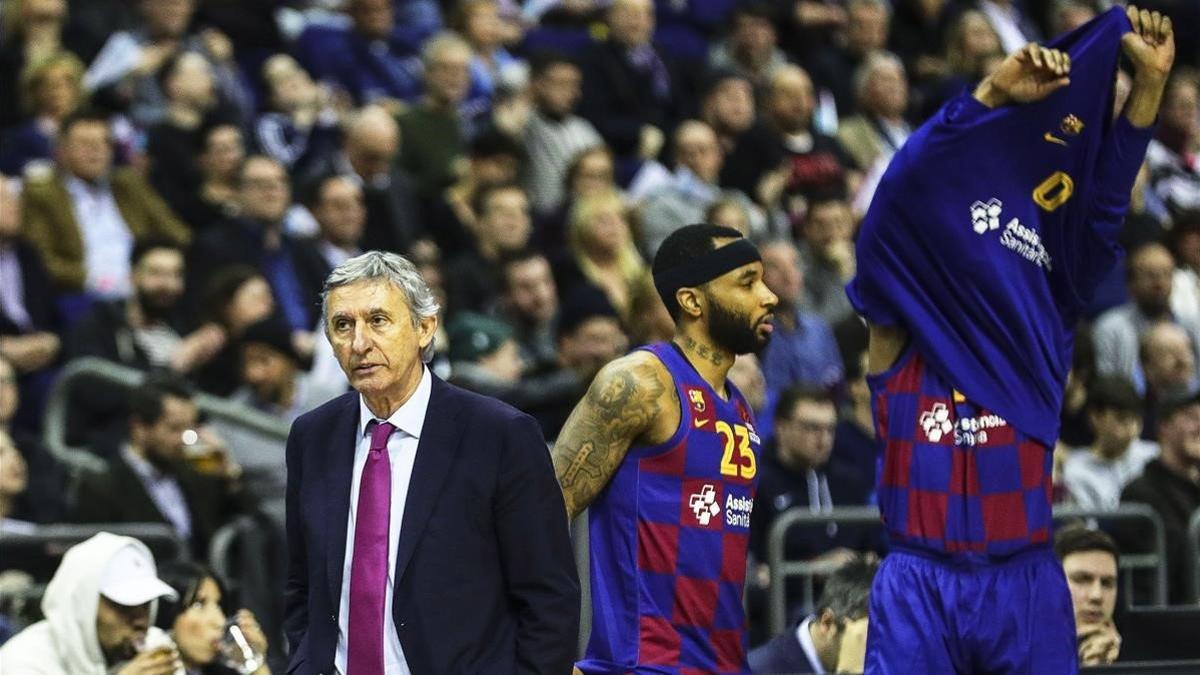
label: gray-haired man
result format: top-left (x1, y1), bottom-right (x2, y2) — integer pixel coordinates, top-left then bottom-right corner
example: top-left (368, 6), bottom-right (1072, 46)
top-left (283, 251), bottom-right (579, 675)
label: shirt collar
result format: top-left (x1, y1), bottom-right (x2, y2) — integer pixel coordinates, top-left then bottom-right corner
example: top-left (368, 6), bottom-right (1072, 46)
top-left (122, 444), bottom-right (167, 482)
top-left (357, 366), bottom-right (432, 441)
top-left (673, 166), bottom-right (719, 199)
top-left (796, 614), bottom-right (826, 674)
top-left (64, 174), bottom-right (110, 196)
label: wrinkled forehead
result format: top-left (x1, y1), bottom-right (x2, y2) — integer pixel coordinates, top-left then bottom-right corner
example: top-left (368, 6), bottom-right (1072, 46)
top-left (327, 279), bottom-right (409, 315)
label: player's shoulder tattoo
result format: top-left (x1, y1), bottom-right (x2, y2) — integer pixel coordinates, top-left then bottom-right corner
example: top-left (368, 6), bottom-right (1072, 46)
top-left (589, 350), bottom-right (673, 419)
top-left (552, 351), bottom-right (677, 517)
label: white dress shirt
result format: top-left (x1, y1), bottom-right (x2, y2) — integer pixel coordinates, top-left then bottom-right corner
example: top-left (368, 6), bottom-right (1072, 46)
top-left (796, 615), bottom-right (825, 674)
top-left (122, 445), bottom-right (191, 542)
top-left (0, 247), bottom-right (32, 331)
top-left (65, 176), bottom-right (133, 298)
top-left (335, 366), bottom-right (431, 675)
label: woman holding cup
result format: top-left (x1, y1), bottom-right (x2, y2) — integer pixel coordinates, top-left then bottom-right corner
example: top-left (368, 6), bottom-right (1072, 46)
top-left (154, 562), bottom-right (271, 675)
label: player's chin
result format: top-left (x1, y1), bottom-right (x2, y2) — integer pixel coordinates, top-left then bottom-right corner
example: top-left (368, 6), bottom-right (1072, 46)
top-left (754, 322), bottom-right (774, 342)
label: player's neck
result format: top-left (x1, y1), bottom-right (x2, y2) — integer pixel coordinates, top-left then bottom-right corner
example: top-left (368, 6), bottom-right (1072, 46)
top-left (672, 332), bottom-right (735, 398)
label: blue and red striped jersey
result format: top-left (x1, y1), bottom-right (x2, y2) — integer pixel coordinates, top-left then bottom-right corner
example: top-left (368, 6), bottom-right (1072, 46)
top-left (578, 342), bottom-right (760, 675)
top-left (869, 346), bottom-right (1054, 560)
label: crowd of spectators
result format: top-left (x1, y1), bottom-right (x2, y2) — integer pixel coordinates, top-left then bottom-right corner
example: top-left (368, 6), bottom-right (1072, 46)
top-left (1, 0), bottom-right (1199, 658)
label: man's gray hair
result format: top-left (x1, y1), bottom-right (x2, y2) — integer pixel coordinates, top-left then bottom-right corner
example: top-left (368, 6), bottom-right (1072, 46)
top-left (854, 50), bottom-right (904, 104)
top-left (321, 251), bottom-right (441, 363)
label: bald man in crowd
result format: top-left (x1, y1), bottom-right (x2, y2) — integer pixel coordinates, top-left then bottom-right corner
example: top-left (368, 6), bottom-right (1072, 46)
top-left (1095, 241), bottom-right (1200, 391)
top-left (639, 120), bottom-right (762, 256)
top-left (760, 65), bottom-right (860, 219)
top-left (301, 105), bottom-right (421, 254)
top-left (1139, 321), bottom-right (1199, 436)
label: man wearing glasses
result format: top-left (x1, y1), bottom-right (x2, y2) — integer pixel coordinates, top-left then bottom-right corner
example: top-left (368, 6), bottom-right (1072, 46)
top-left (749, 386), bottom-right (876, 617)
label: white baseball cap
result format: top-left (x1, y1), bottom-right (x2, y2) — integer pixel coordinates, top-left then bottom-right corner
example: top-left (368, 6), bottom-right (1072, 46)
top-left (98, 545), bottom-right (178, 607)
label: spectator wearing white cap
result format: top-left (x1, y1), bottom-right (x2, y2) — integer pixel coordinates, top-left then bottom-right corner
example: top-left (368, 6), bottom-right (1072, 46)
top-left (0, 531), bottom-right (184, 674)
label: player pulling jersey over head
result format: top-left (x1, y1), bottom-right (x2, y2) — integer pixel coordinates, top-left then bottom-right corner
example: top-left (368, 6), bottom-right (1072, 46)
top-left (847, 6), bottom-right (1174, 673)
top-left (553, 224), bottom-right (777, 674)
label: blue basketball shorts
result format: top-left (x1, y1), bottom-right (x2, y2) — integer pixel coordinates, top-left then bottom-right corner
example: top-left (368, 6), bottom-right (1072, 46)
top-left (865, 546), bottom-right (1077, 674)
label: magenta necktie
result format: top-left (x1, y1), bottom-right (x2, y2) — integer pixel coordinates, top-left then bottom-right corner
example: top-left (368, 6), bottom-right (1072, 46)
top-left (347, 420), bottom-right (395, 675)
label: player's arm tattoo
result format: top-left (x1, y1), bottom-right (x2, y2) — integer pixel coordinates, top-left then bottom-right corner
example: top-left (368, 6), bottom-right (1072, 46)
top-left (552, 355), bottom-right (670, 519)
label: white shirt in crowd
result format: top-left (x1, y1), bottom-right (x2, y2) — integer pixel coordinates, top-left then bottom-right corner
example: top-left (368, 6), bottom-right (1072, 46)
top-left (1062, 440), bottom-right (1160, 511)
top-left (66, 176), bottom-right (133, 299)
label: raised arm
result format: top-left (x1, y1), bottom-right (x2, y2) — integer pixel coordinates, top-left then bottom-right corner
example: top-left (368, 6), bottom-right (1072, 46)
top-left (1061, 6), bottom-right (1175, 311)
top-left (551, 350), bottom-right (676, 520)
top-left (1119, 5), bottom-right (1174, 128)
top-left (973, 42), bottom-right (1072, 109)
top-left (970, 6), bottom-right (1172, 120)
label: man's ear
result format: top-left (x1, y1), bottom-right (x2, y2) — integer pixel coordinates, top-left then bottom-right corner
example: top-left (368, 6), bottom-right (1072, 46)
top-left (675, 287), bottom-right (703, 319)
top-left (818, 608), bottom-right (840, 634)
top-left (418, 313), bottom-right (438, 349)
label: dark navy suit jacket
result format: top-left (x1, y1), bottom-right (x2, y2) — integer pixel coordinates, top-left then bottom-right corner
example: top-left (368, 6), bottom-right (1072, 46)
top-left (748, 620), bottom-right (819, 674)
top-left (283, 376), bottom-right (580, 674)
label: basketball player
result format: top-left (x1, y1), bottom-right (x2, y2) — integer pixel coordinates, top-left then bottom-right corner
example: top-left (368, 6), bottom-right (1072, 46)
top-left (553, 224), bottom-right (777, 673)
top-left (848, 6), bottom-right (1173, 673)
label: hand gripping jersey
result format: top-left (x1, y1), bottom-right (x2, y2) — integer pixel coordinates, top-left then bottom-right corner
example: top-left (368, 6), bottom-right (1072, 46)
top-left (578, 342), bottom-right (760, 675)
top-left (849, 10), bottom-right (1150, 672)
top-left (846, 7), bottom-right (1154, 449)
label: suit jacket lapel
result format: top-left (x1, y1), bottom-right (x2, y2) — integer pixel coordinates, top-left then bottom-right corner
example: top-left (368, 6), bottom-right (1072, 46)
top-left (324, 394), bottom-right (361, 604)
top-left (49, 174), bottom-right (83, 264)
top-left (392, 376), bottom-right (463, 587)
top-left (114, 456), bottom-right (168, 521)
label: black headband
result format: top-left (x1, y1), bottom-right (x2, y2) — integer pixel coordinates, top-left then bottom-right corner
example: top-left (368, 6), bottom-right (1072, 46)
top-left (654, 238), bottom-right (762, 307)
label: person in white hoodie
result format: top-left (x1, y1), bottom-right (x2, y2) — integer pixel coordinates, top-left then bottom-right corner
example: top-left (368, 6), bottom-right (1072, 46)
top-left (0, 531), bottom-right (184, 675)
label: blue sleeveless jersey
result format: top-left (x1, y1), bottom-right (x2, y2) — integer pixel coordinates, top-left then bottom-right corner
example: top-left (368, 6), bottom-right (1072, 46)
top-left (578, 342), bottom-right (761, 675)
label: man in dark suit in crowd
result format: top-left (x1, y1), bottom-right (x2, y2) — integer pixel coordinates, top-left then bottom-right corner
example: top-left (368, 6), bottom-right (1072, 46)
top-left (284, 250), bottom-right (579, 674)
top-left (188, 155), bottom-right (327, 334)
top-left (749, 556), bottom-right (877, 674)
top-left (1118, 389), bottom-right (1200, 604)
top-left (0, 176), bottom-right (59, 371)
top-left (750, 386), bottom-right (876, 569)
top-left (0, 175), bottom-right (60, 432)
top-left (579, 0), bottom-right (693, 174)
top-left (295, 106), bottom-right (422, 257)
top-left (69, 372), bottom-right (258, 559)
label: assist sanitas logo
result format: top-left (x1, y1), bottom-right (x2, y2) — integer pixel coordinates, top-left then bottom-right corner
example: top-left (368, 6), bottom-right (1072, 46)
top-left (688, 485), bottom-right (721, 526)
top-left (968, 199), bottom-right (1053, 271)
top-left (920, 401), bottom-right (1009, 446)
